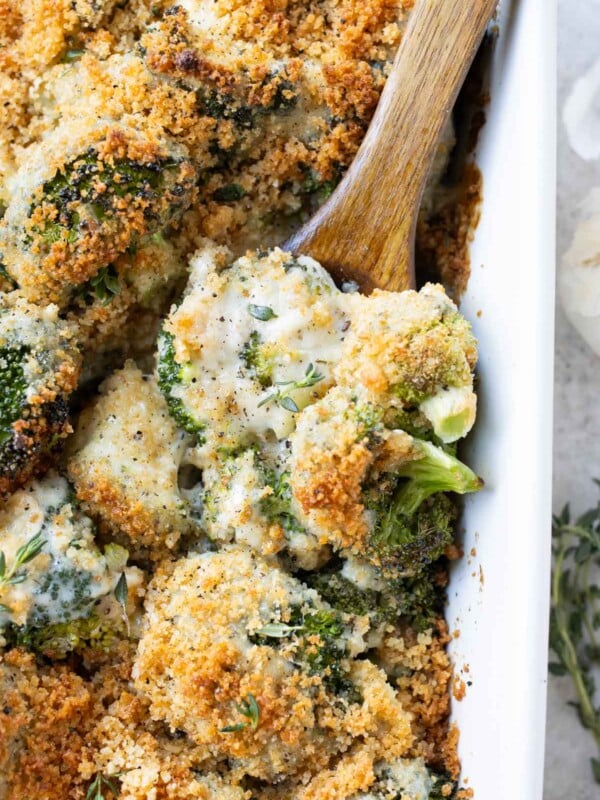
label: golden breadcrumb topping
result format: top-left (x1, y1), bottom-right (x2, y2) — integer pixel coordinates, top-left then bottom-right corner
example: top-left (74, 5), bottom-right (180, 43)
top-left (0, 1), bottom-right (484, 796)
top-left (68, 361), bottom-right (200, 560)
top-left (133, 548), bottom-right (414, 783)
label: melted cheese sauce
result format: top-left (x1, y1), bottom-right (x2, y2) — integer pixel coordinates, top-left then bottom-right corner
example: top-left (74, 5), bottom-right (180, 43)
top-left (168, 246), bottom-right (350, 448)
top-left (0, 473), bottom-right (124, 628)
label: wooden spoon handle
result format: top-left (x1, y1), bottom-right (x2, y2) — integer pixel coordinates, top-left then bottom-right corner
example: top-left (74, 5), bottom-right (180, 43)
top-left (286, 0), bottom-right (497, 292)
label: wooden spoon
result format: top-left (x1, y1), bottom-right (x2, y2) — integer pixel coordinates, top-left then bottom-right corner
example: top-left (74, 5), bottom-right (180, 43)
top-left (285, 0), bottom-right (497, 293)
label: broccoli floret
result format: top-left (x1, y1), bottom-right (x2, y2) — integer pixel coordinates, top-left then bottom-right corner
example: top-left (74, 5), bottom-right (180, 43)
top-left (240, 331), bottom-right (274, 387)
top-left (68, 361), bottom-right (201, 561)
top-left (200, 448), bottom-right (327, 570)
top-left (0, 473), bottom-right (132, 645)
top-left (258, 467), bottom-right (306, 537)
top-left (335, 284), bottom-right (478, 444)
top-left (0, 125), bottom-right (197, 306)
top-left (250, 601), bottom-right (360, 701)
top-left (0, 297), bottom-right (81, 494)
top-left (288, 607), bottom-right (360, 701)
top-left (156, 328), bottom-right (205, 439)
top-left (5, 610), bottom-right (123, 660)
top-left (133, 548), bottom-right (406, 782)
top-left (157, 245), bottom-right (346, 451)
top-left (305, 565), bottom-right (444, 633)
top-left (366, 488), bottom-right (458, 577)
top-left (305, 571), bottom-right (396, 623)
top-left (390, 439), bottom-right (482, 516)
top-left (290, 388), bottom-right (481, 571)
top-left (32, 147), bottom-right (192, 249)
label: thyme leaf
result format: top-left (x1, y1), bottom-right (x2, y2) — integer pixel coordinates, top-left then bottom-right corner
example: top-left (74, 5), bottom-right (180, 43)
top-left (86, 770), bottom-right (127, 799)
top-left (90, 265), bottom-right (121, 305)
top-left (255, 622), bottom-right (303, 638)
top-left (549, 487), bottom-right (600, 785)
top-left (220, 693), bottom-right (260, 733)
top-left (114, 572), bottom-right (129, 634)
top-left (0, 532), bottom-right (46, 589)
top-left (248, 304), bottom-right (277, 321)
top-left (257, 363), bottom-right (324, 412)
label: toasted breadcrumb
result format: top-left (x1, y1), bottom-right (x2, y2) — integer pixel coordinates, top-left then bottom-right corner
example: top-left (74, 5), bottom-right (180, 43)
top-left (68, 361), bottom-right (200, 559)
top-left (0, 0), bottom-right (480, 793)
top-left (133, 548), bottom-right (414, 782)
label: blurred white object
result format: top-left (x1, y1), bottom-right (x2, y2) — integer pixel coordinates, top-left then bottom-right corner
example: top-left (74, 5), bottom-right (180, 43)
top-left (559, 188), bottom-right (600, 356)
top-left (563, 57), bottom-right (600, 161)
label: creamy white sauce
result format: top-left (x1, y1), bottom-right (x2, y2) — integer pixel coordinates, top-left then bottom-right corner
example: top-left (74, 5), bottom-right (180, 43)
top-left (0, 473), bottom-right (125, 629)
top-left (354, 757), bottom-right (433, 800)
top-left (172, 249), bottom-right (349, 445)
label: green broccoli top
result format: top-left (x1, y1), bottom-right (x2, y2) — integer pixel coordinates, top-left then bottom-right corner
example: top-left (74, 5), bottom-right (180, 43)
top-left (0, 472), bottom-right (137, 640)
top-left (304, 563), bottom-right (444, 633)
top-left (0, 295), bottom-right (81, 494)
top-left (350, 757), bottom-right (457, 799)
top-left (0, 344), bottom-right (28, 449)
top-left (0, 123), bottom-right (197, 306)
top-left (156, 328), bottom-right (206, 439)
top-left (290, 387), bottom-right (481, 573)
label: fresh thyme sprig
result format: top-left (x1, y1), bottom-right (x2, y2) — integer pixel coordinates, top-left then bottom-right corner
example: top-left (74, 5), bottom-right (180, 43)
top-left (0, 532), bottom-right (46, 600)
top-left (257, 363), bottom-right (324, 413)
top-left (220, 693), bottom-right (260, 733)
top-left (549, 488), bottom-right (600, 784)
top-left (86, 770), bottom-right (126, 799)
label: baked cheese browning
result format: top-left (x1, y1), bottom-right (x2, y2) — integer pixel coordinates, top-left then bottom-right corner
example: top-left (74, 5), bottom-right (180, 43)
top-left (0, 0), bottom-right (466, 371)
top-left (0, 648), bottom-right (93, 800)
top-left (0, 121), bottom-right (197, 307)
top-left (160, 244), bottom-right (349, 452)
top-left (133, 548), bottom-right (413, 782)
top-left (289, 387), bottom-right (385, 553)
top-left (0, 294), bottom-right (81, 495)
top-left (80, 690), bottom-right (249, 800)
top-left (0, 644), bottom-right (245, 800)
top-left (158, 245), bottom-right (480, 572)
top-left (0, 0), bottom-right (483, 793)
top-left (337, 286), bottom-right (478, 441)
top-left (68, 361), bottom-right (201, 560)
top-left (0, 0), bottom-right (459, 357)
top-left (378, 623), bottom-right (457, 778)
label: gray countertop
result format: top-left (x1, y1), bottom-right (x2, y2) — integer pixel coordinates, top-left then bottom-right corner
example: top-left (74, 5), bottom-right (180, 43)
top-left (545, 1), bottom-right (600, 798)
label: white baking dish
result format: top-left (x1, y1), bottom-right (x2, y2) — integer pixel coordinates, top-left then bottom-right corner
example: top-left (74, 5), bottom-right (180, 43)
top-left (447, 1), bottom-right (556, 797)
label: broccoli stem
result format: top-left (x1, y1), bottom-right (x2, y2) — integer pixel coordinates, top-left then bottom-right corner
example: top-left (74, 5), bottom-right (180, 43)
top-left (393, 439), bottom-right (482, 515)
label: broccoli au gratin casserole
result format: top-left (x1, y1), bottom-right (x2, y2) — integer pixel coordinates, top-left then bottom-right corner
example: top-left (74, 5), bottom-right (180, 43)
top-left (0, 2), bottom-right (484, 799)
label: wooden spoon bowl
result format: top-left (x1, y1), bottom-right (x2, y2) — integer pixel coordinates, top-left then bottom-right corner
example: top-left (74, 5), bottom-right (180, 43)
top-left (285, 0), bottom-right (498, 293)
